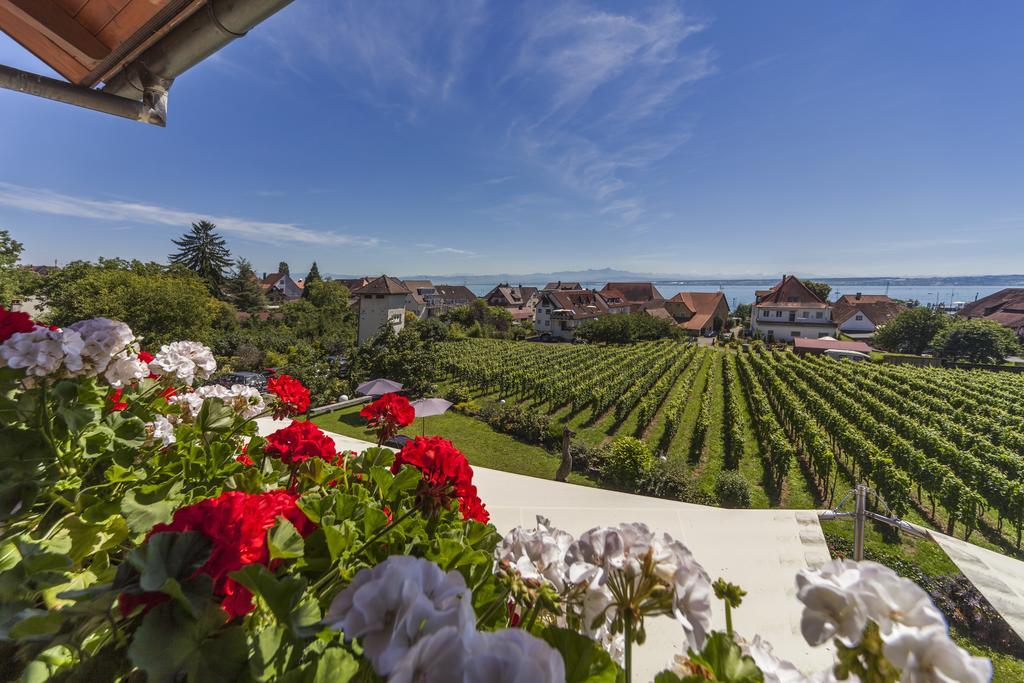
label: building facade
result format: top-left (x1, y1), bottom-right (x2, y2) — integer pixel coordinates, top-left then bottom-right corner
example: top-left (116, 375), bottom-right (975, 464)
top-left (751, 275), bottom-right (837, 342)
top-left (353, 275), bottom-right (411, 345)
top-left (832, 294), bottom-right (907, 337)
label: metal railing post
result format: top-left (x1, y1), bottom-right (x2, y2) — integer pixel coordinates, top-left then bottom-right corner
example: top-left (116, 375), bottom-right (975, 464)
top-left (853, 484), bottom-right (867, 561)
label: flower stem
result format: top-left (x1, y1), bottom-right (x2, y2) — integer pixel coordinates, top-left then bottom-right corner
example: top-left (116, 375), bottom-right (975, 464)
top-left (725, 602), bottom-right (733, 637)
top-left (624, 610), bottom-right (633, 683)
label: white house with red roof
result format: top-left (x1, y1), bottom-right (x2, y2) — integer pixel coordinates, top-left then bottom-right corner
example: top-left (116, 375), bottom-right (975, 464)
top-left (353, 275), bottom-right (411, 344)
top-left (751, 275), bottom-right (837, 342)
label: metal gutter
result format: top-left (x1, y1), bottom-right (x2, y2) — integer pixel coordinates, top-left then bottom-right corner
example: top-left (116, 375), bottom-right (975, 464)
top-left (102, 0), bottom-right (296, 100)
top-left (0, 63), bottom-right (166, 125)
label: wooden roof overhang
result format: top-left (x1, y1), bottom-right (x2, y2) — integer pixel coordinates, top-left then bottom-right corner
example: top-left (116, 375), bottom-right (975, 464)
top-left (0, 0), bottom-right (294, 125)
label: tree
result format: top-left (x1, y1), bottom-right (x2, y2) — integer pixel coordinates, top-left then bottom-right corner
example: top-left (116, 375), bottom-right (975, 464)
top-left (278, 261), bottom-right (290, 275)
top-left (931, 319), bottom-right (1020, 363)
top-left (873, 308), bottom-right (951, 355)
top-left (169, 221), bottom-right (232, 295)
top-left (351, 326), bottom-right (435, 397)
top-left (576, 312), bottom-right (680, 343)
top-left (803, 280), bottom-right (832, 302)
top-left (223, 258), bottom-right (267, 312)
top-left (0, 229), bottom-right (25, 307)
top-left (301, 261), bottom-right (322, 299)
top-left (34, 259), bottom-right (230, 347)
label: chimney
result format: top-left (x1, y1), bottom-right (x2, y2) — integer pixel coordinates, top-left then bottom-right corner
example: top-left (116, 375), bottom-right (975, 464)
top-left (855, 292), bottom-right (862, 300)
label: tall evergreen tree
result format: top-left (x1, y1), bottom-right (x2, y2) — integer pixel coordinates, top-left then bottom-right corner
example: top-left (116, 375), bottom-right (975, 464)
top-left (223, 258), bottom-right (267, 312)
top-left (278, 261), bottom-right (290, 276)
top-left (169, 221), bottom-right (232, 294)
top-left (302, 261), bottom-right (322, 299)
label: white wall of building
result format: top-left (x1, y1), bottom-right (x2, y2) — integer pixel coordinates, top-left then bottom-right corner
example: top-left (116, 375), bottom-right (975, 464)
top-left (838, 311), bottom-right (876, 334)
top-left (358, 293), bottom-right (407, 344)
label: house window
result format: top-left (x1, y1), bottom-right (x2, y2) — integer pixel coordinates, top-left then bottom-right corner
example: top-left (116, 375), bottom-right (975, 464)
top-left (802, 311), bottom-right (809, 318)
top-left (786, 296), bottom-right (798, 302)
top-left (815, 312), bottom-right (823, 319)
top-left (792, 331), bottom-right (801, 337)
top-left (855, 314), bottom-right (863, 321)
top-left (776, 311), bottom-right (782, 318)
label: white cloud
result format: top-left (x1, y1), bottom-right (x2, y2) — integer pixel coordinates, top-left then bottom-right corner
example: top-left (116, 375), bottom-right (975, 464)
top-left (416, 242), bottom-right (477, 256)
top-left (0, 182), bottom-right (377, 247)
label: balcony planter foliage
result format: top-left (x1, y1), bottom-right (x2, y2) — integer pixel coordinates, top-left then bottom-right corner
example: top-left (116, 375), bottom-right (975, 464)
top-left (0, 310), bottom-right (993, 682)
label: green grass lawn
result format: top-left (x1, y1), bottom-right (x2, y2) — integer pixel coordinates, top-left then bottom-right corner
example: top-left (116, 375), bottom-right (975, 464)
top-left (311, 405), bottom-right (597, 487)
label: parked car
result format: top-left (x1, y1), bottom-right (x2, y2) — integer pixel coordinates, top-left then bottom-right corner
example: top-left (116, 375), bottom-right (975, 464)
top-left (212, 371), bottom-right (268, 391)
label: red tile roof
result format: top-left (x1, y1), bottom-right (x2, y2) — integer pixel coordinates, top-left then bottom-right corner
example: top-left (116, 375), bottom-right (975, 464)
top-left (352, 275), bottom-right (411, 295)
top-left (832, 299), bottom-right (907, 326)
top-left (755, 275), bottom-right (829, 308)
top-left (959, 288), bottom-right (1024, 325)
top-left (600, 282), bottom-right (665, 304)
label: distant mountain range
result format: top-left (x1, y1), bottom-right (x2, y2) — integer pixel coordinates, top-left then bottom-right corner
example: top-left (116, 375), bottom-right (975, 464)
top-left (320, 267), bottom-right (1024, 288)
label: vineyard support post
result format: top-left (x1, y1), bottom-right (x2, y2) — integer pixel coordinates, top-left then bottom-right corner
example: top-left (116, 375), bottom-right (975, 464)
top-left (853, 484), bottom-right (867, 561)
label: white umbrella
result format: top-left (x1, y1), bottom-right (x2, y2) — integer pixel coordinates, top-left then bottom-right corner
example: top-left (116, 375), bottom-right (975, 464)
top-left (410, 398), bottom-right (453, 435)
top-left (356, 378), bottom-right (404, 396)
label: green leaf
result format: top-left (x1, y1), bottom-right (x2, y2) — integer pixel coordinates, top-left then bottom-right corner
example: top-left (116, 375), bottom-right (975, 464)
top-left (8, 608), bottom-right (66, 641)
top-left (268, 517), bottom-right (305, 561)
top-left (653, 672), bottom-right (685, 683)
top-left (310, 647), bottom-right (359, 683)
top-left (127, 602), bottom-right (227, 683)
top-left (354, 446), bottom-right (394, 471)
top-left (322, 520), bottom-right (357, 561)
top-left (248, 625), bottom-right (295, 681)
top-left (363, 507), bottom-right (389, 536)
top-left (120, 481), bottom-right (183, 535)
top-left (188, 625), bottom-right (249, 683)
top-left (195, 397), bottom-right (235, 434)
top-left (690, 632), bottom-right (763, 683)
top-left (126, 531), bottom-right (212, 592)
top-left (389, 465), bottom-right (422, 498)
top-left (368, 466), bottom-right (393, 497)
top-left (230, 564), bottom-right (320, 638)
top-left (541, 625), bottom-right (619, 683)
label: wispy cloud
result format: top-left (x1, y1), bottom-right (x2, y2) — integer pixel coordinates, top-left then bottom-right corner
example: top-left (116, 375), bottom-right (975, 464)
top-left (0, 182), bottom-right (377, 247)
top-left (416, 242), bottom-right (477, 256)
top-left (260, 1), bottom-right (713, 225)
top-left (262, 0), bottom-right (486, 113)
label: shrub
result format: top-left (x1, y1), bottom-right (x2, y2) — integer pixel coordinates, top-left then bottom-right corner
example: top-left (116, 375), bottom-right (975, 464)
top-left (478, 402), bottom-right (550, 444)
top-left (604, 436), bottom-right (654, 486)
top-left (635, 461), bottom-right (715, 505)
top-left (715, 471), bottom-right (752, 509)
top-left (444, 383), bottom-right (473, 406)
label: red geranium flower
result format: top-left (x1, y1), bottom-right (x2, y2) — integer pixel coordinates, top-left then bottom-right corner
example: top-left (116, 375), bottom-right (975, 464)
top-left (360, 392), bottom-right (415, 445)
top-left (137, 350), bottom-right (160, 379)
top-left (0, 307), bottom-right (35, 343)
top-left (236, 446), bottom-right (254, 466)
top-left (267, 374), bottom-right (310, 418)
top-left (119, 490), bottom-right (314, 619)
top-left (159, 386), bottom-right (177, 402)
top-left (390, 436), bottom-right (488, 522)
top-left (264, 420), bottom-right (339, 467)
top-left (108, 388), bottom-right (128, 411)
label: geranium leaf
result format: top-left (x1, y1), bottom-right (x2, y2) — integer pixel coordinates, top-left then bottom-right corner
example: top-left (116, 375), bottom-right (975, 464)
top-left (249, 625), bottom-right (295, 680)
top-left (268, 517), bottom-right (305, 560)
top-left (230, 564), bottom-right (320, 638)
top-left (368, 466), bottom-right (393, 497)
top-left (127, 602), bottom-right (226, 683)
top-left (7, 608), bottom-right (66, 641)
top-left (541, 626), bottom-right (619, 683)
top-left (310, 647), bottom-right (359, 683)
top-left (389, 465), bottom-right (422, 498)
top-left (693, 632), bottom-right (764, 683)
top-left (126, 531), bottom-right (212, 592)
top-left (120, 481), bottom-right (183, 535)
top-left (363, 507), bottom-right (389, 536)
top-left (188, 625), bottom-right (249, 682)
top-left (195, 397), bottom-right (235, 434)
top-left (322, 520), bottom-right (356, 560)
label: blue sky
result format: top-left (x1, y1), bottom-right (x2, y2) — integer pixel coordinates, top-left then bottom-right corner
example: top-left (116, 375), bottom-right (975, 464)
top-left (1, 0), bottom-right (1022, 278)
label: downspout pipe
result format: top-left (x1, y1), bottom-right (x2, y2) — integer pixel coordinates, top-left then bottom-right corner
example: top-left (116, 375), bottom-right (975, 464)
top-left (102, 0), bottom-right (295, 100)
top-left (0, 63), bottom-right (166, 126)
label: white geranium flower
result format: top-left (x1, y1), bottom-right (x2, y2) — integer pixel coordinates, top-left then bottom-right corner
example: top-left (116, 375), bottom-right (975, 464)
top-left (146, 415), bottom-right (176, 447)
top-left (387, 626), bottom-right (468, 683)
top-left (325, 555), bottom-right (474, 677)
top-left (566, 523), bottom-right (712, 650)
top-left (854, 562), bottom-right (945, 637)
top-left (495, 516), bottom-right (573, 591)
top-left (149, 341), bottom-right (216, 385)
top-left (740, 635), bottom-right (809, 683)
top-left (171, 384), bottom-right (266, 420)
top-left (69, 318), bottom-right (138, 377)
top-left (103, 354), bottom-right (149, 388)
top-left (795, 559), bottom-right (868, 646)
top-left (883, 625), bottom-right (992, 683)
top-left (0, 326), bottom-right (85, 377)
top-left (462, 628), bottom-right (565, 683)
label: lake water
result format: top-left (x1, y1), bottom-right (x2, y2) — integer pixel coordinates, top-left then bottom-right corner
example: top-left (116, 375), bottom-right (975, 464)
top-left (464, 281), bottom-right (1013, 308)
